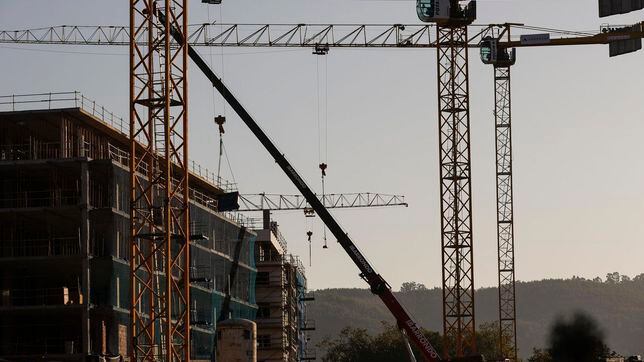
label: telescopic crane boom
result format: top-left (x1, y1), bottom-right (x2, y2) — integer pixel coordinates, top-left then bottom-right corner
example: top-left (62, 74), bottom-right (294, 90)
top-left (158, 11), bottom-right (446, 362)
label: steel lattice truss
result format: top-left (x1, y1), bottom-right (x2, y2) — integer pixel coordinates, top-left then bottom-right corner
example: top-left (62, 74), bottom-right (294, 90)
top-left (237, 192), bottom-right (407, 211)
top-left (3, 22), bottom-right (642, 50)
top-left (129, 0), bottom-right (190, 360)
top-left (1, 23), bottom-right (528, 49)
top-left (0, 23), bottom-right (436, 47)
top-left (436, 25), bottom-right (476, 358)
top-left (494, 65), bottom-right (517, 361)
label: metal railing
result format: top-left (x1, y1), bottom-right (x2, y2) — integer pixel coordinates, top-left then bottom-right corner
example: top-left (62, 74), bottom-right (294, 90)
top-left (0, 237), bottom-right (80, 258)
top-left (189, 160), bottom-right (237, 193)
top-left (0, 337), bottom-right (82, 355)
top-left (0, 189), bottom-right (79, 209)
top-left (0, 91), bottom-right (127, 133)
top-left (269, 221), bottom-right (288, 254)
top-left (0, 91), bottom-right (236, 192)
top-left (285, 254), bottom-right (305, 275)
top-left (222, 212), bottom-right (262, 229)
top-left (0, 142), bottom-right (61, 161)
top-left (1, 287), bottom-right (82, 307)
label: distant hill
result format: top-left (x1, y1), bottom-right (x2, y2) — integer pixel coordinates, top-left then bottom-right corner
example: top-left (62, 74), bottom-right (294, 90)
top-left (308, 276), bottom-right (644, 359)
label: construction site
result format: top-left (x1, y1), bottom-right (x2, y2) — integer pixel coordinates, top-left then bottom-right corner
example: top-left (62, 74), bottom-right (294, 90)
top-left (1, 0), bottom-right (644, 361)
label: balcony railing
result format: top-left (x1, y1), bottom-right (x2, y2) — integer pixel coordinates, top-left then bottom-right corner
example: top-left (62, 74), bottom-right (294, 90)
top-left (1, 337), bottom-right (82, 355)
top-left (0, 91), bottom-right (237, 192)
top-left (1, 287), bottom-right (83, 307)
top-left (0, 189), bottom-right (79, 209)
top-left (0, 142), bottom-right (61, 161)
top-left (255, 317), bottom-right (285, 327)
top-left (0, 237), bottom-right (80, 258)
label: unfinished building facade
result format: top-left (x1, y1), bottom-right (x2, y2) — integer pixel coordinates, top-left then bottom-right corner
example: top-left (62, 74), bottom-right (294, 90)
top-left (0, 92), bottom-right (257, 361)
top-left (254, 212), bottom-right (316, 362)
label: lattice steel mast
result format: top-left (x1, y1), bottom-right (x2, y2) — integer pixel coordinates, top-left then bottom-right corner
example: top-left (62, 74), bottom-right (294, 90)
top-left (436, 25), bottom-right (476, 358)
top-left (417, 0), bottom-right (478, 356)
top-left (494, 63), bottom-right (517, 362)
top-left (481, 26), bottom-right (518, 360)
top-left (129, 1), bottom-right (190, 360)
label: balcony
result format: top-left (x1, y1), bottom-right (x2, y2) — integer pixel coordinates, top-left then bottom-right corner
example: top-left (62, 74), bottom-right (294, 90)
top-left (190, 265), bottom-right (214, 290)
top-left (1, 337), bottom-right (82, 356)
top-left (0, 189), bottom-right (79, 209)
top-left (255, 317), bottom-right (285, 327)
top-left (0, 142), bottom-right (61, 161)
top-left (1, 287), bottom-right (83, 307)
top-left (0, 237), bottom-right (81, 259)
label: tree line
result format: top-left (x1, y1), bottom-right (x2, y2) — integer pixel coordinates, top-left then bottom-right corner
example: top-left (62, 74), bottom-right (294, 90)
top-left (319, 311), bottom-right (620, 362)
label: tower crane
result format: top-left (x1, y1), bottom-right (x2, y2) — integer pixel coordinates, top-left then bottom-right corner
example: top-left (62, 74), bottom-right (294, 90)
top-left (237, 192), bottom-right (407, 213)
top-left (4, 5), bottom-right (644, 361)
top-left (480, 25), bottom-right (518, 362)
top-left (416, 1), bottom-right (479, 357)
top-left (477, 19), bottom-right (644, 360)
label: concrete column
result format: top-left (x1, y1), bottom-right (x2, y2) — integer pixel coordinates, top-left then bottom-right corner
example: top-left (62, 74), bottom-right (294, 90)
top-left (80, 160), bottom-right (91, 355)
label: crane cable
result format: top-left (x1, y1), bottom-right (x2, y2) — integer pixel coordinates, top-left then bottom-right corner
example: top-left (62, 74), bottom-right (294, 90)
top-left (207, 6), bottom-right (223, 181)
top-left (209, 5), bottom-right (236, 189)
top-left (306, 230), bottom-right (313, 267)
top-left (316, 55), bottom-right (330, 249)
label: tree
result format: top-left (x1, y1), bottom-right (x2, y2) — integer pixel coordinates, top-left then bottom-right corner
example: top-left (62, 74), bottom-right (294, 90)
top-left (319, 326), bottom-right (376, 362)
top-left (606, 272), bottom-right (620, 284)
top-left (476, 322), bottom-right (501, 359)
top-left (319, 322), bottom-right (441, 362)
top-left (548, 312), bottom-right (610, 362)
top-left (320, 320), bottom-right (505, 361)
top-left (633, 273), bottom-right (644, 282)
top-left (400, 281), bottom-right (428, 292)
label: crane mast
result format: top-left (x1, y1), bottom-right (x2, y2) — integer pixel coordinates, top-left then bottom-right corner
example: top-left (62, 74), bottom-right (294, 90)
top-left (416, 0), bottom-right (479, 357)
top-left (129, 1), bottom-right (190, 361)
top-left (493, 63), bottom-right (517, 362)
top-left (481, 25), bottom-right (518, 361)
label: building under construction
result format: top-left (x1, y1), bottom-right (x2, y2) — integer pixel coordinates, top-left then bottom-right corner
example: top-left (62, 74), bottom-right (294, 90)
top-left (254, 212), bottom-right (315, 362)
top-left (0, 93), bottom-right (260, 361)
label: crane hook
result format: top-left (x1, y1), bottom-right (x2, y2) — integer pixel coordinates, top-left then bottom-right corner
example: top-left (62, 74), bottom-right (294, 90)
top-left (319, 163), bottom-right (327, 177)
top-left (215, 115), bottom-right (226, 134)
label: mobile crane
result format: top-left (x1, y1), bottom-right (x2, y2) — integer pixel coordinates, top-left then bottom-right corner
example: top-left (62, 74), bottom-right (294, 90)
top-left (158, 9), bottom-right (482, 362)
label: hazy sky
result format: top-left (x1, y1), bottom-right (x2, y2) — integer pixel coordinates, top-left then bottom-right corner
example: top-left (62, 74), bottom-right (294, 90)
top-left (2, 1), bottom-right (644, 292)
